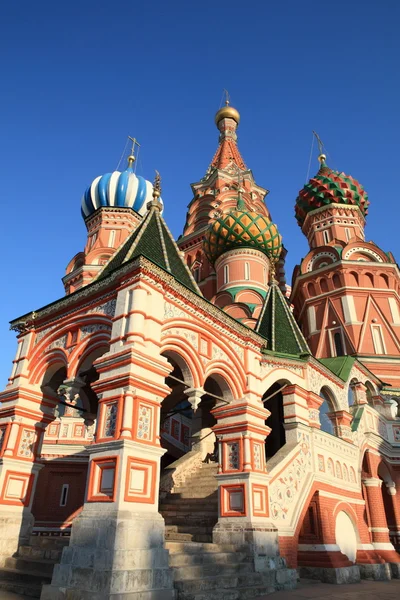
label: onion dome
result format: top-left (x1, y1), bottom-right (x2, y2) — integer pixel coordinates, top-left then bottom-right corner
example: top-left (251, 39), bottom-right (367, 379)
top-left (295, 154), bottom-right (369, 227)
top-left (203, 196), bottom-right (282, 264)
top-left (81, 160), bottom-right (162, 220)
top-left (215, 102), bottom-right (240, 126)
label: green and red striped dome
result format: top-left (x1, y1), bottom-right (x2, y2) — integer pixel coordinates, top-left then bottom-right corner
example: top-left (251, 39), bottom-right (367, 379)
top-left (295, 156), bottom-right (369, 227)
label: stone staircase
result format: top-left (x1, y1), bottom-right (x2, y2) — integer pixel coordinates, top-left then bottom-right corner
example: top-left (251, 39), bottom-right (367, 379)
top-left (160, 462), bottom-right (219, 543)
top-left (166, 541), bottom-right (297, 600)
top-left (160, 461), bottom-right (297, 598)
top-left (0, 537), bottom-right (67, 597)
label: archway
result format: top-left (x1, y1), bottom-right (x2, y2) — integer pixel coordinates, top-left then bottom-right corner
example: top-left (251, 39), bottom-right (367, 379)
top-left (160, 352), bottom-right (194, 471)
top-left (378, 462), bottom-right (399, 551)
top-left (263, 381), bottom-right (287, 460)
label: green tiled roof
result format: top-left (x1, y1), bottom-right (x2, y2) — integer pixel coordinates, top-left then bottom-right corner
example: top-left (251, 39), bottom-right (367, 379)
top-left (318, 356), bottom-right (356, 382)
top-left (96, 205), bottom-right (200, 294)
top-left (256, 282), bottom-right (310, 356)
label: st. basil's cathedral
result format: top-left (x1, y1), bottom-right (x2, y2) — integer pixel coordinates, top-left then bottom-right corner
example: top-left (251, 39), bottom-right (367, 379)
top-left (0, 102), bottom-right (400, 599)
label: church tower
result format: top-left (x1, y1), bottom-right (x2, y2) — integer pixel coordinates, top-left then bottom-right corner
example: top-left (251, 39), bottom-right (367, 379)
top-left (291, 152), bottom-right (400, 389)
top-left (178, 100), bottom-right (285, 327)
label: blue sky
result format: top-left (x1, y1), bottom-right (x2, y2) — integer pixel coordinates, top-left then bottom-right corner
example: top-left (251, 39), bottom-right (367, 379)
top-left (1, 0), bottom-right (399, 387)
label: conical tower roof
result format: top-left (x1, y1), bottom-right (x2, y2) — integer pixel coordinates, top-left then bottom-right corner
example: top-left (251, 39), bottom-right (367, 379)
top-left (96, 198), bottom-right (201, 294)
top-left (256, 281), bottom-right (310, 356)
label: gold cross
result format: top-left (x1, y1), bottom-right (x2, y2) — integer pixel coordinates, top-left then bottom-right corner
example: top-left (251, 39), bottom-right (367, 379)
top-left (312, 130), bottom-right (324, 155)
top-left (223, 89), bottom-right (230, 106)
top-left (127, 136), bottom-right (141, 165)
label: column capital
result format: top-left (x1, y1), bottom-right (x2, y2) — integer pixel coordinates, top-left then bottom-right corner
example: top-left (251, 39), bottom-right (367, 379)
top-left (184, 387), bottom-right (204, 412)
top-left (362, 477), bottom-right (383, 487)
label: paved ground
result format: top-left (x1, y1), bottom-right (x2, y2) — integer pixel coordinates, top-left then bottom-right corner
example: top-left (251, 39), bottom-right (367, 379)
top-left (257, 579), bottom-right (400, 600)
top-left (0, 579), bottom-right (399, 600)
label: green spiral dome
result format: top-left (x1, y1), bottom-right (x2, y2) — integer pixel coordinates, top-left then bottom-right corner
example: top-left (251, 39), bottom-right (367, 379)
top-left (203, 204), bottom-right (282, 264)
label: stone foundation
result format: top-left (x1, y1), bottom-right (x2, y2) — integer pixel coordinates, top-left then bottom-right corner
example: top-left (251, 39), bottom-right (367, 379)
top-left (0, 510), bottom-right (34, 566)
top-left (41, 508), bottom-right (175, 600)
top-left (299, 565), bottom-right (361, 584)
top-left (358, 563), bottom-right (391, 580)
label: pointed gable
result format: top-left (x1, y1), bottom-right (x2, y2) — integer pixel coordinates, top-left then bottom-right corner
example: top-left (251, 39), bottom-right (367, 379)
top-left (96, 206), bottom-right (201, 294)
top-left (256, 282), bottom-right (310, 356)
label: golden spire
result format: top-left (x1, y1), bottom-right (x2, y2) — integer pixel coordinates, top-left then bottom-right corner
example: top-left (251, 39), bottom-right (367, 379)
top-left (127, 136), bottom-right (140, 167)
top-left (149, 170), bottom-right (163, 210)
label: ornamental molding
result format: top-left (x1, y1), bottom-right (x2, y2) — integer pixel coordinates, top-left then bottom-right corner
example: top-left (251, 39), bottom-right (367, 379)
top-left (306, 252), bottom-right (338, 272)
top-left (343, 247), bottom-right (383, 262)
top-left (269, 432), bottom-right (312, 521)
top-left (260, 359), bottom-right (304, 377)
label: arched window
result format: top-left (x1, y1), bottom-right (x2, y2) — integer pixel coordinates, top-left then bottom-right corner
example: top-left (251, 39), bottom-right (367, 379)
top-left (365, 381), bottom-right (375, 405)
top-left (365, 273), bottom-right (374, 287)
top-left (319, 387), bottom-right (335, 435)
top-left (332, 274), bottom-right (341, 288)
top-left (380, 274), bottom-right (389, 288)
top-left (307, 282), bottom-right (316, 297)
top-left (334, 331), bottom-right (344, 356)
top-left (349, 271), bottom-right (359, 286)
top-left (224, 265), bottom-right (229, 284)
top-left (323, 230), bottom-right (331, 244)
top-left (320, 278), bottom-right (328, 293)
top-left (244, 262), bottom-right (250, 281)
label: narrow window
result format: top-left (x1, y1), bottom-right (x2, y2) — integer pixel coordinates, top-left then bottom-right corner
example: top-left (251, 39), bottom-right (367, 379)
top-left (224, 265), bottom-right (229, 284)
top-left (333, 330), bottom-right (345, 356)
top-left (323, 229), bottom-right (330, 244)
top-left (371, 325), bottom-right (386, 354)
top-left (108, 230), bottom-right (116, 247)
top-left (60, 484), bottom-right (69, 507)
top-left (193, 268), bottom-right (200, 282)
top-left (345, 228), bottom-right (351, 241)
top-left (244, 262), bottom-right (250, 281)
top-left (90, 232), bottom-right (98, 249)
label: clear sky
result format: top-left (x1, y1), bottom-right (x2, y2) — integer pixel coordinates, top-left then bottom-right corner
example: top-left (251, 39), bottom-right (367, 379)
top-left (1, 0), bottom-right (399, 387)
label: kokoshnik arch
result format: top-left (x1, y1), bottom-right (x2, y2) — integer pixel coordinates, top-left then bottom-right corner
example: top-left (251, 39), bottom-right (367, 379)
top-left (0, 102), bottom-right (400, 599)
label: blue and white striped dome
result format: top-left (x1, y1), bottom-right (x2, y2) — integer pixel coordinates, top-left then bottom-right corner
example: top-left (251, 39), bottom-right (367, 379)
top-left (81, 165), bottom-right (161, 219)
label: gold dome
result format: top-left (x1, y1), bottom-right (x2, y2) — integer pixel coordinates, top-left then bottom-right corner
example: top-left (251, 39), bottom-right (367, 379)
top-left (215, 104), bottom-right (240, 126)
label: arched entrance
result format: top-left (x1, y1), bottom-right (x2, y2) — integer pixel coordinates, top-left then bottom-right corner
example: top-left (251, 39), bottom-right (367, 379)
top-left (159, 361), bottom-right (230, 543)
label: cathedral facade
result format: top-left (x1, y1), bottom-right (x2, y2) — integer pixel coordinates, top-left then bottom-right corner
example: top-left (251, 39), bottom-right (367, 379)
top-left (0, 103), bottom-right (400, 599)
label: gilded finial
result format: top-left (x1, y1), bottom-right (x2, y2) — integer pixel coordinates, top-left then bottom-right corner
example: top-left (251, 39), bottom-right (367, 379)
top-left (127, 136), bottom-right (141, 167)
top-left (147, 170), bottom-right (163, 211)
top-left (153, 170), bottom-right (161, 198)
top-left (269, 258), bottom-right (278, 284)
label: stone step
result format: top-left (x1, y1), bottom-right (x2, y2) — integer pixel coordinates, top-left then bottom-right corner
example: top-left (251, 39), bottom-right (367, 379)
top-left (165, 541), bottom-right (238, 554)
top-left (169, 486), bottom-right (216, 500)
top-left (161, 501), bottom-right (218, 511)
top-left (174, 573), bottom-right (267, 594)
top-left (164, 517), bottom-right (217, 527)
top-left (180, 476), bottom-right (217, 484)
top-left (169, 551), bottom-right (248, 567)
top-left (166, 531), bottom-right (213, 543)
top-left (172, 562), bottom-right (254, 580)
top-left (0, 568), bottom-right (51, 598)
top-left (5, 556), bottom-right (55, 577)
top-left (175, 569), bottom-right (297, 597)
top-left (161, 509), bottom-right (218, 519)
top-left (19, 544), bottom-right (63, 561)
top-left (161, 497), bottom-right (217, 506)
top-left (166, 525), bottom-right (213, 535)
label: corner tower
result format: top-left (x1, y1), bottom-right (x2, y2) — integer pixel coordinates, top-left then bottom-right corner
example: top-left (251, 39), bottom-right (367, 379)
top-left (291, 153), bottom-right (400, 388)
